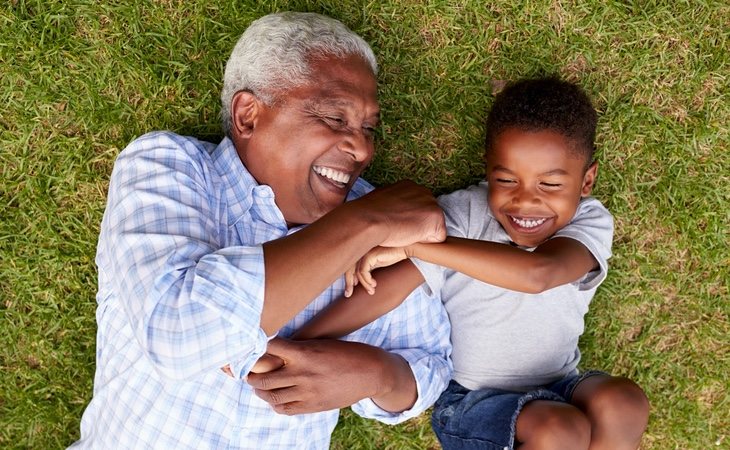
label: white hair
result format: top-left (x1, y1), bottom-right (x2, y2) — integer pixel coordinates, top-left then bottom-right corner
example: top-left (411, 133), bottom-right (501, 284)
top-left (221, 12), bottom-right (378, 138)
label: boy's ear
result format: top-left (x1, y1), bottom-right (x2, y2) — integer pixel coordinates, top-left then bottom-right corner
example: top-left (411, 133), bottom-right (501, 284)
top-left (231, 91), bottom-right (261, 139)
top-left (581, 161), bottom-right (598, 197)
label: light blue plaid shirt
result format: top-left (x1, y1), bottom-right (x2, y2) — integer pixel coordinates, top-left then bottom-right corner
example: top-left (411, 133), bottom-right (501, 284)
top-left (70, 132), bottom-right (452, 449)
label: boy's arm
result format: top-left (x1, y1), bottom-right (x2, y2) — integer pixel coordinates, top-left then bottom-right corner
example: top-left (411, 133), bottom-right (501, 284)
top-left (292, 260), bottom-right (425, 340)
top-left (406, 236), bottom-right (597, 294)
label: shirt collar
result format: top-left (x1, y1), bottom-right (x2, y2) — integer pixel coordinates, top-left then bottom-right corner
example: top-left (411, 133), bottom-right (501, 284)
top-left (209, 137), bottom-right (373, 232)
top-left (210, 137), bottom-right (286, 228)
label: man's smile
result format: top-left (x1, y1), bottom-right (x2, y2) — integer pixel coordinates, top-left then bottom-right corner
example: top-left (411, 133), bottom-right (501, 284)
top-left (313, 165), bottom-right (352, 188)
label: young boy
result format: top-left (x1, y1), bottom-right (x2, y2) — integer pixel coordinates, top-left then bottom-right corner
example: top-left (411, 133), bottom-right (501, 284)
top-left (260, 77), bottom-right (650, 449)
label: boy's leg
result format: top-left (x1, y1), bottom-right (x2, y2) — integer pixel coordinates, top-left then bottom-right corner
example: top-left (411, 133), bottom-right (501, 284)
top-left (515, 400), bottom-right (591, 450)
top-left (432, 380), bottom-right (591, 450)
top-left (569, 374), bottom-right (650, 450)
top-left (431, 381), bottom-right (519, 450)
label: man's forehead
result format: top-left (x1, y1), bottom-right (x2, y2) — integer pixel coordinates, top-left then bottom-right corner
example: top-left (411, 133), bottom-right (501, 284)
top-left (309, 93), bottom-right (379, 111)
top-left (302, 86), bottom-right (380, 118)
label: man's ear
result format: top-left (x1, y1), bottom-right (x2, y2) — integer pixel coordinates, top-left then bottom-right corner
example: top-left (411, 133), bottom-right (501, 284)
top-left (231, 91), bottom-right (260, 139)
top-left (581, 161), bottom-right (598, 197)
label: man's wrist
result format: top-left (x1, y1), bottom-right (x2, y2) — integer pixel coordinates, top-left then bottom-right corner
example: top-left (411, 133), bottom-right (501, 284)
top-left (337, 200), bottom-right (390, 248)
top-left (405, 242), bottom-right (426, 260)
top-left (370, 350), bottom-right (417, 412)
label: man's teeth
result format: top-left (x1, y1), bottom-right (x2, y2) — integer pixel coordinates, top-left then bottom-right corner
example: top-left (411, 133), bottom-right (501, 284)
top-left (511, 216), bottom-right (547, 228)
top-left (314, 166), bottom-right (350, 184)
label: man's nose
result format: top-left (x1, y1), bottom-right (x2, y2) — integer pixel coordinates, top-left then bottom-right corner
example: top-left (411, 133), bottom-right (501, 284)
top-left (341, 129), bottom-right (374, 162)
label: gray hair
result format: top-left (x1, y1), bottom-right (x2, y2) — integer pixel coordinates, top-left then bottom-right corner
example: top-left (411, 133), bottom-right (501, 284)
top-left (221, 12), bottom-right (378, 138)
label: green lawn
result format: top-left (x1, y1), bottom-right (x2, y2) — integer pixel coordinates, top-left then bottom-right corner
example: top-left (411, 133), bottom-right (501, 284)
top-left (1, 1), bottom-right (727, 449)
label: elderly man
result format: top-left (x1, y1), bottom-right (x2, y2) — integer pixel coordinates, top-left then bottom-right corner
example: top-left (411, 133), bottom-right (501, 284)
top-left (70, 12), bottom-right (452, 449)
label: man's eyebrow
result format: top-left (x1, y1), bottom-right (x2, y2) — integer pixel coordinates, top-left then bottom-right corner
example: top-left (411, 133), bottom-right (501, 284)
top-left (305, 97), bottom-right (380, 122)
top-left (305, 91), bottom-right (357, 109)
top-left (311, 97), bottom-right (351, 108)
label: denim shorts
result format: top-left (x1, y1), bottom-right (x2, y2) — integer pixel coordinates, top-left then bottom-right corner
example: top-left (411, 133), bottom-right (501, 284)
top-left (431, 371), bottom-right (605, 450)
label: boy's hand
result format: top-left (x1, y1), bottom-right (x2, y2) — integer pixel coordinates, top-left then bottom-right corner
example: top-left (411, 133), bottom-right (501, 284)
top-left (343, 264), bottom-right (360, 298)
top-left (344, 246), bottom-right (410, 296)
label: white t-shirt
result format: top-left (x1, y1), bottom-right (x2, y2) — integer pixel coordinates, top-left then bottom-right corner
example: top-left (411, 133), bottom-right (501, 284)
top-left (414, 181), bottom-right (613, 392)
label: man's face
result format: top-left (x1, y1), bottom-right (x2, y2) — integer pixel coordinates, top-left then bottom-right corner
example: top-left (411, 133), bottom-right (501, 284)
top-left (485, 127), bottom-right (597, 248)
top-left (234, 54), bottom-right (379, 226)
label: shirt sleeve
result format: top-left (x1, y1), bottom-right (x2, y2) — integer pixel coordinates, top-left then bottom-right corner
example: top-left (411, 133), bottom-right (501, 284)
top-left (437, 186), bottom-right (474, 239)
top-left (349, 284), bottom-right (453, 424)
top-left (96, 133), bottom-right (269, 381)
top-left (410, 184), bottom-right (480, 296)
top-left (552, 197), bottom-right (615, 291)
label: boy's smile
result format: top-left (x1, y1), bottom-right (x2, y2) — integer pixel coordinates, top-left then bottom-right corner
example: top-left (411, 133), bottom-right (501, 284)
top-left (486, 127), bottom-right (597, 248)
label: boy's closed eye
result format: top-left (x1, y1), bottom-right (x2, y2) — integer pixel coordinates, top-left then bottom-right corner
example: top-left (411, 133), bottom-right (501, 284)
top-left (540, 182), bottom-right (563, 189)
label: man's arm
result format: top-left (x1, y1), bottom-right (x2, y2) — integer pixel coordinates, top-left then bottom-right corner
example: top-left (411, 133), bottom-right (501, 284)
top-left (101, 133), bottom-right (271, 380)
top-left (259, 180), bottom-right (445, 335)
top-left (103, 134), bottom-right (444, 380)
top-left (247, 338), bottom-right (419, 414)
top-left (248, 270), bottom-right (452, 417)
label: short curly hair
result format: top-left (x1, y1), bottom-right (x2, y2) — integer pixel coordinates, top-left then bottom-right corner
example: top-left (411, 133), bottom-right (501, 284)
top-left (485, 77), bottom-right (597, 164)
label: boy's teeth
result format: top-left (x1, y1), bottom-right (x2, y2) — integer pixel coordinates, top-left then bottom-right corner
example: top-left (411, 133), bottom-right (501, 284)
top-left (314, 166), bottom-right (350, 184)
top-left (511, 216), bottom-right (547, 228)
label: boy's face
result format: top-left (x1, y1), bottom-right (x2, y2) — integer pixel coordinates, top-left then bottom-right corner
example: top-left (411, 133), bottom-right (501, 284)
top-left (485, 127), bottom-right (597, 248)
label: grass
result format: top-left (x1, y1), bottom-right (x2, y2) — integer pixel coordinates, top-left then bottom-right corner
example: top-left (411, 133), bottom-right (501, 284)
top-left (1, 0), bottom-right (727, 449)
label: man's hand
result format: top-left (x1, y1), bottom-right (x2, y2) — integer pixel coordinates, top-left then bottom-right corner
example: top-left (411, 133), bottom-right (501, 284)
top-left (221, 353), bottom-right (285, 378)
top-left (355, 180), bottom-right (446, 248)
top-left (249, 353), bottom-right (286, 373)
top-left (344, 246), bottom-right (410, 297)
top-left (246, 337), bottom-right (416, 415)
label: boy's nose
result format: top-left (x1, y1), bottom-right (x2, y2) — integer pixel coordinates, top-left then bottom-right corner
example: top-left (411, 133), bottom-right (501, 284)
top-left (512, 186), bottom-right (539, 205)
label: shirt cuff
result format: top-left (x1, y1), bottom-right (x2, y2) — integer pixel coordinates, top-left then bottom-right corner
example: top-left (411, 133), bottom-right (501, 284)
top-left (228, 326), bottom-right (271, 379)
top-left (351, 347), bottom-right (448, 424)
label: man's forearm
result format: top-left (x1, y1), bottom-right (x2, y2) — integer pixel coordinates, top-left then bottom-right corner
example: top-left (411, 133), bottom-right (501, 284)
top-left (261, 203), bottom-right (386, 335)
top-left (260, 180), bottom-right (446, 335)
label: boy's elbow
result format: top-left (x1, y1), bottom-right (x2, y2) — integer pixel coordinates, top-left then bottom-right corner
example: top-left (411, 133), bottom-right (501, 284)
top-left (523, 260), bottom-right (555, 294)
top-left (521, 280), bottom-right (550, 294)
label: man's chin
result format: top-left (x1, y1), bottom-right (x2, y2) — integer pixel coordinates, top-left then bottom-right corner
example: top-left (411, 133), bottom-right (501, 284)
top-left (288, 200), bottom-right (344, 226)
top-left (318, 197), bottom-right (347, 217)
